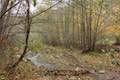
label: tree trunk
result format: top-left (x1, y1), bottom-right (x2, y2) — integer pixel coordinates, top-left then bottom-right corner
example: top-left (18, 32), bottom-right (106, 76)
top-left (11, 0), bottom-right (31, 68)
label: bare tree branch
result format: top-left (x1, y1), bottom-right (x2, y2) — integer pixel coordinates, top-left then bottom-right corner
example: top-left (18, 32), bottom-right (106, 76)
top-left (0, 0), bottom-right (22, 19)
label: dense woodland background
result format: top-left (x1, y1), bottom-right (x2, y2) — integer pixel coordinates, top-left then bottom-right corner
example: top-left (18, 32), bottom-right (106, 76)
top-left (0, 0), bottom-right (120, 80)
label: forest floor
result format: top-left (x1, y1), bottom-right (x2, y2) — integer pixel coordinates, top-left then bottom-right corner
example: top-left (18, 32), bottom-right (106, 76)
top-left (1, 46), bottom-right (120, 80)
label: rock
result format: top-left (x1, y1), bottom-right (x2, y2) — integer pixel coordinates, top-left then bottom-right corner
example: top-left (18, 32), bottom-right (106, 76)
top-left (69, 76), bottom-right (77, 80)
top-left (16, 55), bottom-right (21, 58)
top-left (75, 67), bottom-right (81, 71)
top-left (23, 58), bottom-right (27, 62)
top-left (98, 70), bottom-right (105, 74)
top-left (78, 78), bottom-right (81, 80)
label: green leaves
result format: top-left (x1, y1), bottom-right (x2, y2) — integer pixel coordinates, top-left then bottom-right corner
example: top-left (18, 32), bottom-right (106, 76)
top-left (32, 0), bottom-right (37, 6)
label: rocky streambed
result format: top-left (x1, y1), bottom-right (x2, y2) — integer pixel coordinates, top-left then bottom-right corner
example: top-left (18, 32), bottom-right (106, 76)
top-left (23, 51), bottom-right (120, 80)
